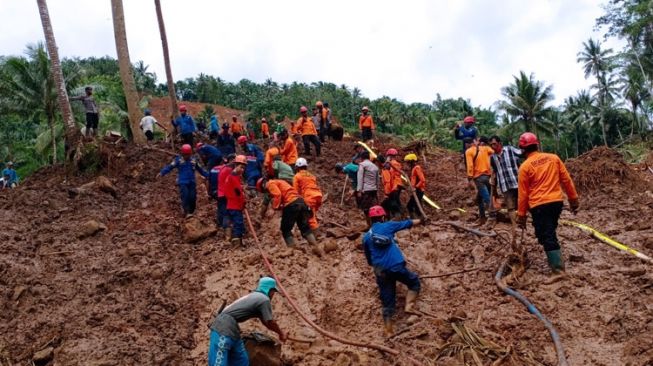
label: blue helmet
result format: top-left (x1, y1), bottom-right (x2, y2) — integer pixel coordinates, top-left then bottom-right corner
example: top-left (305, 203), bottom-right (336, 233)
top-left (144, 109), bottom-right (151, 116)
top-left (256, 276), bottom-right (278, 296)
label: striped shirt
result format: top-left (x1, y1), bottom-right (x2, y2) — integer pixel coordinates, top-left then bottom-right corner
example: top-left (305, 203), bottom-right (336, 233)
top-left (490, 145), bottom-right (521, 193)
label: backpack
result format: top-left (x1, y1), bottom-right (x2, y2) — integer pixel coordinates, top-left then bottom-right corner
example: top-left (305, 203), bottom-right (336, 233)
top-left (367, 231), bottom-right (392, 248)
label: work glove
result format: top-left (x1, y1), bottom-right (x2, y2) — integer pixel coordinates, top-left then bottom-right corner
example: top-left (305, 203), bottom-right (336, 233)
top-left (516, 215), bottom-right (527, 229)
top-left (569, 199), bottom-right (580, 214)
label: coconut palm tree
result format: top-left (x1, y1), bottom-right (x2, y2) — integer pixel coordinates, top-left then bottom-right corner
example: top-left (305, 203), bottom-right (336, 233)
top-left (111, 0), bottom-right (145, 144)
top-left (499, 71), bottom-right (554, 137)
top-left (154, 0), bottom-right (178, 121)
top-left (36, 0), bottom-right (81, 161)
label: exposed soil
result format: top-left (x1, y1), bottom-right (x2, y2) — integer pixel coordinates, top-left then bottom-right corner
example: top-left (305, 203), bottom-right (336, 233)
top-left (1, 132), bottom-right (652, 365)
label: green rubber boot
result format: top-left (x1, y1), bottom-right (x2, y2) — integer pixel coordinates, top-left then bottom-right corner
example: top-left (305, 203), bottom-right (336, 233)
top-left (545, 249), bottom-right (565, 274)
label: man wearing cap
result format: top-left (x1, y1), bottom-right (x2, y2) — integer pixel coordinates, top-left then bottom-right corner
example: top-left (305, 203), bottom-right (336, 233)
top-left (2, 162), bottom-right (19, 188)
top-left (158, 144), bottom-right (208, 218)
top-left (208, 276), bottom-right (286, 366)
top-left (172, 105), bottom-right (197, 146)
top-left (454, 116), bottom-right (478, 155)
top-left (359, 106), bottom-right (375, 142)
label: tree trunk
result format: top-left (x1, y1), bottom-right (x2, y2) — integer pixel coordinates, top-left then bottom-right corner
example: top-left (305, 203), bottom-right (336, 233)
top-left (111, 0), bottom-right (146, 145)
top-left (36, 0), bottom-right (81, 162)
top-left (154, 0), bottom-right (178, 123)
top-left (49, 116), bottom-right (57, 164)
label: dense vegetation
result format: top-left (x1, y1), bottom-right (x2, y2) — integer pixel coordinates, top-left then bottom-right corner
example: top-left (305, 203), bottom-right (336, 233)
top-left (1, 0), bottom-right (651, 178)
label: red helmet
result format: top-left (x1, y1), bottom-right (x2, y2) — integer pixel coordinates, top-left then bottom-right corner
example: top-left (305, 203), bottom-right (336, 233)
top-left (299, 106), bottom-right (308, 113)
top-left (386, 148), bottom-right (398, 156)
top-left (180, 144), bottom-right (192, 155)
top-left (237, 135), bottom-right (248, 145)
top-left (518, 132), bottom-right (539, 148)
top-left (195, 142), bottom-right (204, 150)
top-left (256, 178), bottom-right (266, 193)
top-left (368, 205), bottom-right (386, 218)
top-left (179, 105), bottom-right (187, 112)
top-left (233, 155), bottom-right (247, 165)
top-left (463, 116), bottom-right (475, 124)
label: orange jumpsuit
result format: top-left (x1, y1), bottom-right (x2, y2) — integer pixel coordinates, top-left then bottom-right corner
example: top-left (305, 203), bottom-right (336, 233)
top-left (230, 121), bottom-right (243, 134)
top-left (465, 145), bottom-right (494, 179)
top-left (410, 165), bottom-right (426, 190)
top-left (359, 115), bottom-right (375, 130)
top-left (264, 147), bottom-right (280, 177)
top-left (293, 170), bottom-right (323, 229)
top-left (297, 117), bottom-right (317, 136)
top-left (280, 138), bottom-right (298, 166)
top-left (261, 122), bottom-right (269, 138)
top-left (266, 179), bottom-right (300, 209)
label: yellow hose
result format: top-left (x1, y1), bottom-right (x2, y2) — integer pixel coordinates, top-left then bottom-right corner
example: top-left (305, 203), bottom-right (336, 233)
top-left (561, 220), bottom-right (653, 264)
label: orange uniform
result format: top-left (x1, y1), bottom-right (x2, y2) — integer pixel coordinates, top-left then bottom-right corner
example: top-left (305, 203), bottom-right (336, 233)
top-left (382, 161), bottom-right (403, 195)
top-left (230, 121), bottom-right (243, 134)
top-left (264, 147), bottom-right (280, 177)
top-left (290, 121), bottom-right (299, 135)
top-left (261, 122), bottom-right (269, 137)
top-left (293, 170), bottom-right (323, 229)
top-left (410, 165), bottom-right (426, 190)
top-left (266, 179), bottom-right (300, 210)
top-left (465, 145), bottom-right (494, 179)
top-left (359, 115), bottom-right (374, 130)
top-left (280, 138), bottom-right (298, 165)
top-left (517, 152), bottom-right (578, 217)
top-left (296, 116), bottom-right (317, 136)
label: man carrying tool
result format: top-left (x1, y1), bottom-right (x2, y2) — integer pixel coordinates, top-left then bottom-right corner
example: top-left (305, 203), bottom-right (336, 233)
top-left (335, 161), bottom-right (359, 190)
top-left (257, 178), bottom-right (324, 256)
top-left (293, 158), bottom-right (323, 231)
top-left (454, 116), bottom-right (478, 155)
top-left (208, 276), bottom-right (286, 366)
top-left (466, 136), bottom-right (495, 226)
top-left (278, 129), bottom-right (298, 166)
top-left (172, 105), bottom-right (197, 146)
top-left (517, 133), bottom-right (579, 274)
top-left (356, 151), bottom-right (380, 227)
top-left (363, 205), bottom-right (424, 337)
top-left (404, 153), bottom-right (426, 219)
top-left (297, 106), bottom-right (321, 157)
top-left (381, 149), bottom-right (404, 220)
top-left (238, 136), bottom-right (265, 189)
top-left (224, 155), bottom-right (248, 246)
top-left (358, 106), bottom-right (375, 142)
top-left (489, 136), bottom-right (521, 230)
top-left (230, 115), bottom-right (244, 140)
top-left (158, 144), bottom-right (208, 218)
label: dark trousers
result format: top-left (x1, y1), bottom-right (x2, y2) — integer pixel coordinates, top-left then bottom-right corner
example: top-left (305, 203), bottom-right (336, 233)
top-left (407, 189), bottom-right (424, 216)
top-left (232, 132), bottom-right (241, 140)
top-left (224, 209), bottom-right (245, 238)
top-left (181, 133), bottom-right (194, 146)
top-left (302, 135), bottom-right (321, 156)
top-left (178, 182), bottom-right (196, 215)
top-left (361, 127), bottom-right (373, 141)
top-left (319, 125), bottom-right (329, 142)
top-left (217, 197), bottom-right (227, 228)
top-left (359, 191), bottom-right (378, 215)
top-left (280, 198), bottom-right (312, 239)
top-left (381, 190), bottom-right (402, 218)
top-left (375, 264), bottom-right (421, 320)
top-left (530, 201), bottom-right (563, 251)
top-left (144, 130), bottom-right (154, 141)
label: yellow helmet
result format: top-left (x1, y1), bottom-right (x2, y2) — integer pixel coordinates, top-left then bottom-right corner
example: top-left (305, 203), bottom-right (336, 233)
top-left (404, 153), bottom-right (418, 162)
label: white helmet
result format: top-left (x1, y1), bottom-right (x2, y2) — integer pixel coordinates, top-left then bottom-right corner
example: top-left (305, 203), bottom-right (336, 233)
top-left (295, 157), bottom-right (308, 168)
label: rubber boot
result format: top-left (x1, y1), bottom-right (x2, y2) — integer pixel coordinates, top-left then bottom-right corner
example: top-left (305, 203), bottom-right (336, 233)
top-left (224, 227), bottom-right (232, 241)
top-left (283, 235), bottom-right (296, 247)
top-left (404, 290), bottom-right (419, 315)
top-left (304, 233), bottom-right (325, 257)
top-left (230, 237), bottom-right (243, 247)
top-left (545, 249), bottom-right (565, 274)
top-left (383, 319), bottom-right (394, 337)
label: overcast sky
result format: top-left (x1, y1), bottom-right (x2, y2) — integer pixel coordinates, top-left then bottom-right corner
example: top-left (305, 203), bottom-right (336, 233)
top-left (1, 0), bottom-right (617, 108)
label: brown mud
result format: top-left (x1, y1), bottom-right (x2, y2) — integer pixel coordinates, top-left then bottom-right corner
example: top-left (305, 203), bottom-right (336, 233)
top-left (1, 135), bottom-right (652, 365)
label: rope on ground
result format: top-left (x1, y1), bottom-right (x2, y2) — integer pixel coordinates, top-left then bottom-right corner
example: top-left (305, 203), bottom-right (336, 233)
top-left (495, 258), bottom-right (569, 366)
top-left (243, 209), bottom-right (423, 366)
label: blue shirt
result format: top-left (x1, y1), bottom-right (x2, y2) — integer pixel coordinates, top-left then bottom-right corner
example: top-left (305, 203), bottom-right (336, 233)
top-left (454, 125), bottom-right (478, 152)
top-left (208, 164), bottom-right (225, 199)
top-left (243, 143), bottom-right (264, 179)
top-left (2, 168), bottom-right (18, 185)
top-left (209, 116), bottom-right (219, 132)
top-left (173, 114), bottom-right (197, 135)
top-left (160, 156), bottom-right (208, 185)
top-left (343, 163), bottom-right (359, 188)
top-left (198, 144), bottom-right (223, 164)
top-left (363, 220), bottom-right (413, 270)
top-left (217, 133), bottom-right (235, 155)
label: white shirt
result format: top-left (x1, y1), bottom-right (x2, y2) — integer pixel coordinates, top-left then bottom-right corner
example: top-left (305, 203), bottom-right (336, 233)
top-left (139, 116), bottom-right (158, 132)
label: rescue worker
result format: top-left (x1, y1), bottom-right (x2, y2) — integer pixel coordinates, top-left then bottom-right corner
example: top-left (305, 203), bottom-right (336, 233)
top-left (2, 162), bottom-right (19, 188)
top-left (158, 144), bottom-right (208, 218)
top-left (404, 154), bottom-right (426, 219)
top-left (230, 115), bottom-right (243, 140)
top-left (466, 136), bottom-right (495, 225)
top-left (208, 156), bottom-right (226, 224)
top-left (359, 106), bottom-right (375, 142)
top-left (224, 155), bottom-right (248, 246)
top-left (257, 178), bottom-right (324, 256)
top-left (335, 161), bottom-right (359, 190)
top-left (312, 107), bottom-right (321, 139)
top-left (70, 86), bottom-right (99, 137)
top-left (489, 135), bottom-right (522, 229)
top-left (319, 101), bottom-right (332, 142)
top-left (217, 123), bottom-right (236, 156)
top-left (363, 205), bottom-right (423, 337)
top-left (237, 136), bottom-right (264, 189)
top-left (278, 129), bottom-right (298, 166)
top-left (297, 106), bottom-right (321, 157)
top-left (381, 148), bottom-right (404, 219)
top-left (263, 147), bottom-right (280, 177)
top-left (517, 132), bottom-right (579, 274)
top-left (208, 276), bottom-right (286, 366)
top-left (293, 158), bottom-right (323, 231)
top-left (139, 109), bottom-right (167, 142)
top-left (261, 118), bottom-right (270, 139)
top-left (172, 105), bottom-right (197, 146)
top-left (209, 114), bottom-right (220, 140)
top-left (454, 116), bottom-right (479, 155)
top-left (356, 151), bottom-right (380, 227)
top-left (196, 142), bottom-right (223, 170)
top-left (218, 154), bottom-right (237, 235)
top-left (272, 155), bottom-right (295, 184)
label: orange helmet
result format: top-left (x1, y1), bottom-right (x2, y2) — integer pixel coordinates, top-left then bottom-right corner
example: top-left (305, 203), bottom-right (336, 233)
top-left (233, 155), bottom-right (248, 165)
top-left (268, 147), bottom-right (279, 156)
top-left (180, 144), bottom-right (192, 155)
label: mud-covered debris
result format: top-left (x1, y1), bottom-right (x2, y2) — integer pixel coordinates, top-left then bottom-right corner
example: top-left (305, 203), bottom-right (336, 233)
top-left (182, 217), bottom-right (217, 243)
top-left (79, 220), bottom-right (107, 238)
top-left (96, 176), bottom-right (117, 197)
top-left (32, 347), bottom-right (54, 364)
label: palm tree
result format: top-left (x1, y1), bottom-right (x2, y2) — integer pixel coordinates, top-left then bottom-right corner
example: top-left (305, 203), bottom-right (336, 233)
top-left (111, 0), bottom-right (145, 144)
top-left (154, 0), bottom-right (178, 122)
top-left (36, 0), bottom-right (81, 161)
top-left (499, 71), bottom-right (554, 137)
top-left (563, 90), bottom-right (596, 156)
top-left (577, 38), bottom-right (615, 145)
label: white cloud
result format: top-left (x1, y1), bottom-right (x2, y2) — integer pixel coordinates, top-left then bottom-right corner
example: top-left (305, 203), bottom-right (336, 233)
top-left (0, 0), bottom-right (618, 107)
